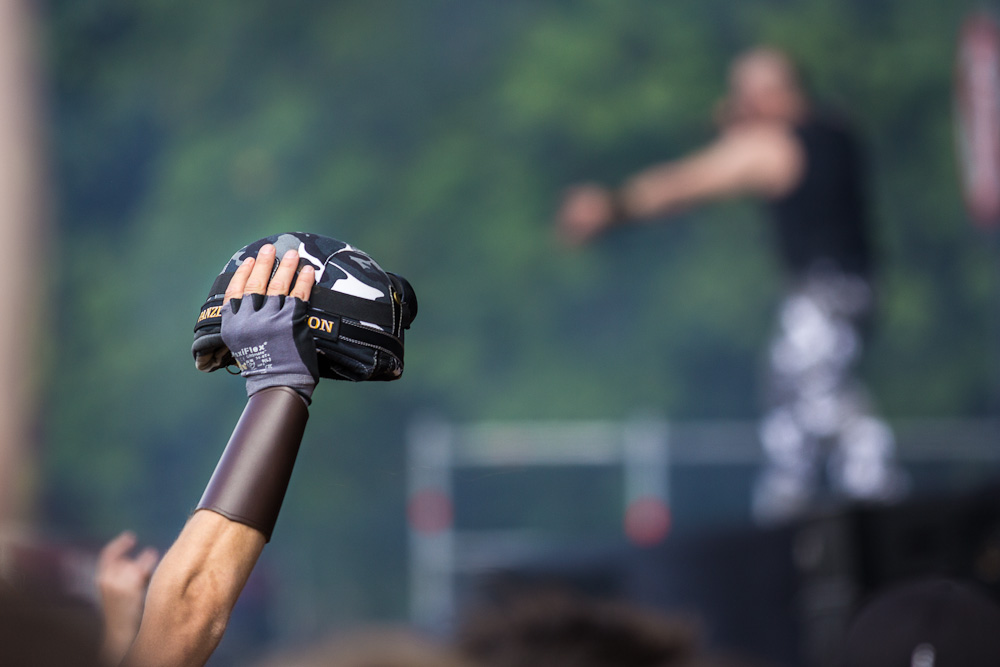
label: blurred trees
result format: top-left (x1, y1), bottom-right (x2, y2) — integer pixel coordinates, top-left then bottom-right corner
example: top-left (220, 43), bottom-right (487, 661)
top-left (42, 0), bottom-right (994, 641)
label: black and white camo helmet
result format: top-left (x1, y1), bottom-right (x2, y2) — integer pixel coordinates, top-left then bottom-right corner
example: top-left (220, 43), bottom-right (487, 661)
top-left (192, 232), bottom-right (417, 382)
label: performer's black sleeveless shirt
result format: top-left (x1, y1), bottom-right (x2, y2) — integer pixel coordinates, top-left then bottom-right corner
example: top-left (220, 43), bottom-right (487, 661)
top-left (766, 115), bottom-right (873, 278)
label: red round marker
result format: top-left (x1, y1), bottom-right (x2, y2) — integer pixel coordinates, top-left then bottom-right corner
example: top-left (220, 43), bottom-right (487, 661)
top-left (407, 489), bottom-right (454, 535)
top-left (624, 496), bottom-right (671, 547)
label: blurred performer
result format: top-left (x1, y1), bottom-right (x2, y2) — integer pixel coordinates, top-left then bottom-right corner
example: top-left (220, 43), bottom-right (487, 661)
top-left (557, 47), bottom-right (906, 521)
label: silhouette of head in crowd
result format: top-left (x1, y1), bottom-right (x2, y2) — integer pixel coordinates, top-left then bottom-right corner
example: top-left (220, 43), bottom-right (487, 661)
top-left (249, 627), bottom-right (475, 667)
top-left (842, 577), bottom-right (1000, 667)
top-left (0, 585), bottom-right (102, 667)
top-left (457, 591), bottom-right (757, 667)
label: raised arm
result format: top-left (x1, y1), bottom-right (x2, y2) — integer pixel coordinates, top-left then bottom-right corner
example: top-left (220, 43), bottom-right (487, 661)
top-left (556, 123), bottom-right (803, 245)
top-left (122, 245), bottom-right (317, 667)
top-left (96, 531), bottom-right (159, 666)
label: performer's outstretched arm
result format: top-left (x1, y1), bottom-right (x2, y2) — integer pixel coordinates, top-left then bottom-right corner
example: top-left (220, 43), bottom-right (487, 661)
top-left (556, 124), bottom-right (803, 246)
top-left (122, 245), bottom-right (316, 667)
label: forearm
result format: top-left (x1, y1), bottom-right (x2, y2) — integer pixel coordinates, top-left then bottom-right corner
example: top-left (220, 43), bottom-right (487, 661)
top-left (96, 531), bottom-right (159, 667)
top-left (102, 625), bottom-right (138, 666)
top-left (101, 608), bottom-right (146, 666)
top-left (617, 161), bottom-right (707, 220)
top-left (614, 128), bottom-right (797, 221)
top-left (616, 144), bottom-right (749, 220)
top-left (122, 511), bottom-right (265, 667)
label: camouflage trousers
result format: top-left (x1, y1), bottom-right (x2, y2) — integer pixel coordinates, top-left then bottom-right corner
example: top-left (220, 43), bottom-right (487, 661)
top-left (752, 268), bottom-right (908, 522)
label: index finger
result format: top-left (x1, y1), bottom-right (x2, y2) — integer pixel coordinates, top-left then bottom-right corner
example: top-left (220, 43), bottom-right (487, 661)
top-left (266, 249), bottom-right (301, 296)
top-left (98, 531), bottom-right (137, 568)
top-left (223, 257), bottom-right (255, 306)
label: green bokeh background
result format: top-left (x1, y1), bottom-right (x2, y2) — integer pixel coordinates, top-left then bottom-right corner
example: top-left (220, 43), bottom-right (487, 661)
top-left (40, 0), bottom-right (1000, 658)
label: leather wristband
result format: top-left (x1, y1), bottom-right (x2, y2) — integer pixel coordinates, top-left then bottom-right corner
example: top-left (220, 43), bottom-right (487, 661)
top-left (196, 386), bottom-right (309, 541)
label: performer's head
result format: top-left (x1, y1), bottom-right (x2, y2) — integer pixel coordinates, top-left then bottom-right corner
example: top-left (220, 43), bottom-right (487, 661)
top-left (723, 47), bottom-right (807, 126)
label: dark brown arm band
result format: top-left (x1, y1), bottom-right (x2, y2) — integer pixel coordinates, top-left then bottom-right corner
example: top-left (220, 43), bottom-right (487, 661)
top-left (196, 386), bottom-right (309, 542)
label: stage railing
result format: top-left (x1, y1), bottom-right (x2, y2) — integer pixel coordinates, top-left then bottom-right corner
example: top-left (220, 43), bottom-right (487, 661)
top-left (406, 415), bottom-right (1000, 631)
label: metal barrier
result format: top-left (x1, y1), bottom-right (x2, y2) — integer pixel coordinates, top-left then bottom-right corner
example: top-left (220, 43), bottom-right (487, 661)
top-left (406, 415), bottom-right (1000, 630)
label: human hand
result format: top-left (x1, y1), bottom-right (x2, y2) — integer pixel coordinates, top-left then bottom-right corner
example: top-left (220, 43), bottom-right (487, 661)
top-left (97, 531), bottom-right (159, 666)
top-left (221, 244), bottom-right (319, 401)
top-left (556, 183), bottom-right (618, 246)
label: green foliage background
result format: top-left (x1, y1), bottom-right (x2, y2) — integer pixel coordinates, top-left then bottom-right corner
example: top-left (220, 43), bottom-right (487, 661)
top-left (41, 0), bottom-right (1000, 652)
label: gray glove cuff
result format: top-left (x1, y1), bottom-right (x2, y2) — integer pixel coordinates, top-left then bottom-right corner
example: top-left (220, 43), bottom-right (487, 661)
top-left (221, 294), bottom-right (320, 402)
